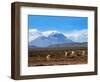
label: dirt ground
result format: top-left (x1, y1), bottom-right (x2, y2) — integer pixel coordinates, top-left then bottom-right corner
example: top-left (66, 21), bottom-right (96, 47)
top-left (28, 56), bottom-right (87, 66)
top-left (28, 47), bottom-right (87, 67)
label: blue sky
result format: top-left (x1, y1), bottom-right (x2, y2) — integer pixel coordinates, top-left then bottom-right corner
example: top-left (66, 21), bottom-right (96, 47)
top-left (28, 15), bottom-right (88, 33)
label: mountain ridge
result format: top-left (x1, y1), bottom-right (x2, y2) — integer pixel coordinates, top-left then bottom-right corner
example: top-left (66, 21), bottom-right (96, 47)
top-left (29, 30), bottom-right (87, 48)
top-left (29, 32), bottom-right (73, 47)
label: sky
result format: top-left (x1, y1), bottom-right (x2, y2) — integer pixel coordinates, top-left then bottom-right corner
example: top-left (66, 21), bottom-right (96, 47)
top-left (28, 15), bottom-right (88, 33)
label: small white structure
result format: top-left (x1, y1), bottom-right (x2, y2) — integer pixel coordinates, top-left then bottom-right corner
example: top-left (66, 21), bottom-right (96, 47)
top-left (70, 51), bottom-right (75, 56)
top-left (81, 50), bottom-right (85, 56)
top-left (46, 54), bottom-right (50, 60)
top-left (65, 51), bottom-right (68, 57)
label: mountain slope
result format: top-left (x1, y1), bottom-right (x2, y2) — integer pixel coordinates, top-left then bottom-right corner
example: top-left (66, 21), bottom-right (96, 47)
top-left (48, 42), bottom-right (87, 48)
top-left (29, 32), bottom-right (73, 48)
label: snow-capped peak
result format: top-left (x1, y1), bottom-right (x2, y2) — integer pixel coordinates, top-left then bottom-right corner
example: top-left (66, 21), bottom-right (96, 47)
top-left (42, 30), bottom-right (61, 37)
top-left (29, 29), bottom-right (88, 43)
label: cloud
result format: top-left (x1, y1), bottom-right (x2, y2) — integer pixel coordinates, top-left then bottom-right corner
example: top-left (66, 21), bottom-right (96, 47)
top-left (29, 28), bottom-right (88, 43)
top-left (29, 29), bottom-right (61, 42)
top-left (65, 29), bottom-right (88, 42)
top-left (29, 29), bottom-right (43, 42)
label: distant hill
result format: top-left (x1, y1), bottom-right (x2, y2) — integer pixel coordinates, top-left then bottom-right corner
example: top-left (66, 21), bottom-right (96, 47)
top-left (28, 45), bottom-right (38, 48)
top-left (48, 42), bottom-right (87, 48)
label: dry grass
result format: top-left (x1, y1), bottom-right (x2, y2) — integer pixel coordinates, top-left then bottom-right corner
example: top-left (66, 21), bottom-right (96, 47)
top-left (28, 47), bottom-right (87, 67)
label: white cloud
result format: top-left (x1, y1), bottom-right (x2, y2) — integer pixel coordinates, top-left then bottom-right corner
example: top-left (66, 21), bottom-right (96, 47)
top-left (29, 29), bottom-right (61, 42)
top-left (29, 28), bottom-right (88, 43)
top-left (65, 29), bottom-right (88, 42)
top-left (29, 29), bottom-right (43, 42)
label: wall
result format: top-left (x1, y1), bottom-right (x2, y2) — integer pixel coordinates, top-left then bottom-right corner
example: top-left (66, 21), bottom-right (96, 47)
top-left (0, 0), bottom-right (100, 82)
